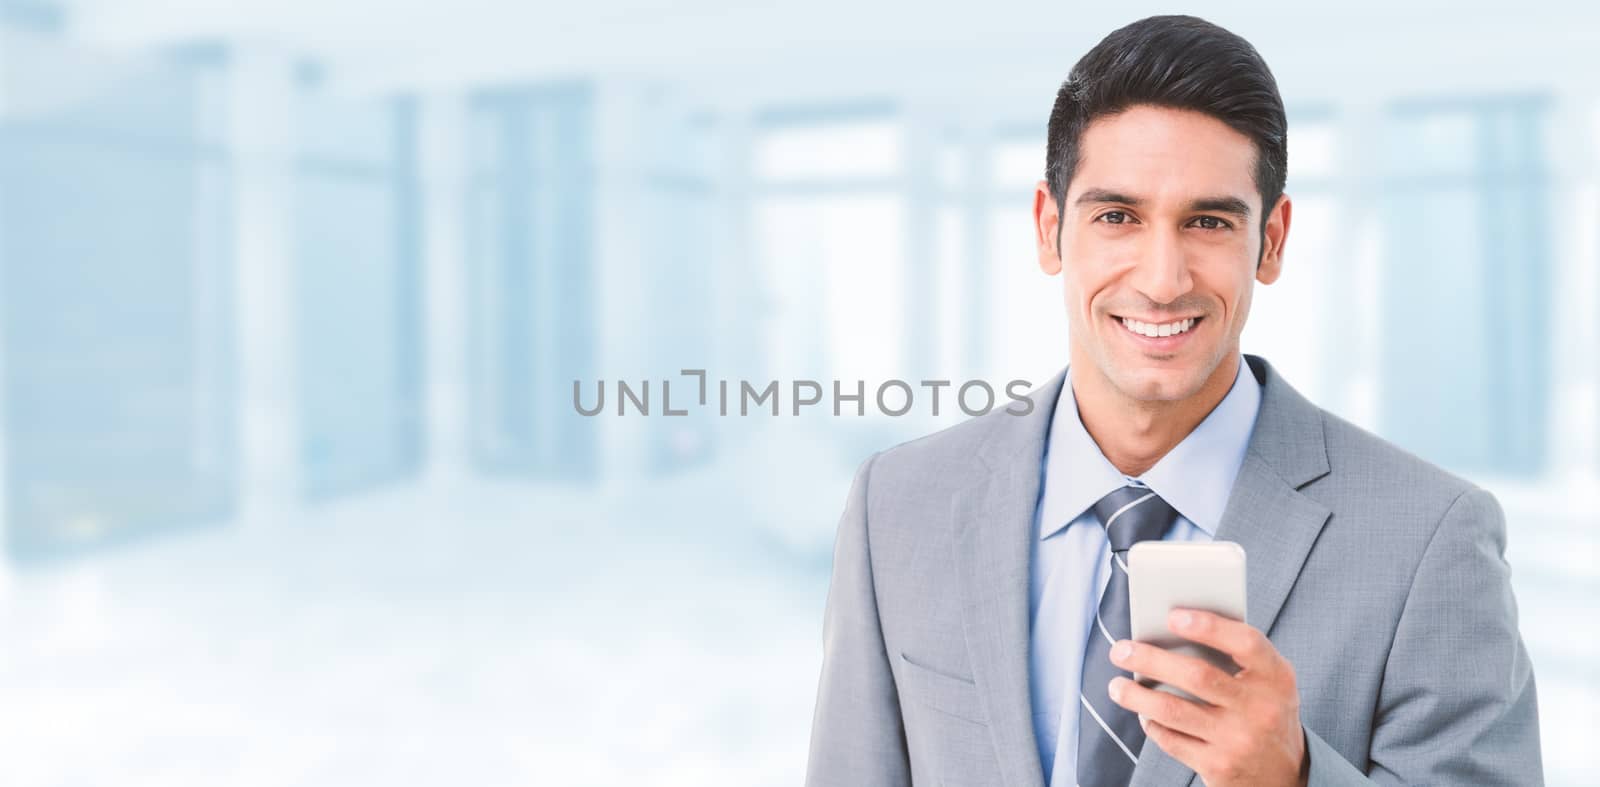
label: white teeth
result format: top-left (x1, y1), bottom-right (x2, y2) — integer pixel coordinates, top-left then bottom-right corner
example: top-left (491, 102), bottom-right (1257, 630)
top-left (1120, 316), bottom-right (1196, 338)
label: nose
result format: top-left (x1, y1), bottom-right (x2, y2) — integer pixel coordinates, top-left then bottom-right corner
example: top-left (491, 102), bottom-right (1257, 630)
top-left (1128, 226), bottom-right (1194, 306)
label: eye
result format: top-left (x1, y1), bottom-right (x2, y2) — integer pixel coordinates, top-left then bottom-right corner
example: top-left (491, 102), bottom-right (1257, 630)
top-left (1189, 215), bottom-right (1232, 231)
top-left (1096, 210), bottom-right (1135, 225)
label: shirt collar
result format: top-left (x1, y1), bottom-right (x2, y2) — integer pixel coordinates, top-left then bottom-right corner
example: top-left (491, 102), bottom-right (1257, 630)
top-left (1036, 355), bottom-right (1262, 541)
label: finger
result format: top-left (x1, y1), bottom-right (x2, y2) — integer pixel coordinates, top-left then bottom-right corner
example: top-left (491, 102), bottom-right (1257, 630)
top-left (1169, 609), bottom-right (1276, 672)
top-left (1107, 676), bottom-right (1219, 741)
top-left (1141, 716), bottom-right (1209, 768)
top-left (1110, 639), bottom-right (1240, 706)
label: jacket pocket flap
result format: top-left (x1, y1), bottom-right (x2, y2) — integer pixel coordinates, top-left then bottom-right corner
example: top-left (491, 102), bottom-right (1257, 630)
top-left (898, 651), bottom-right (987, 725)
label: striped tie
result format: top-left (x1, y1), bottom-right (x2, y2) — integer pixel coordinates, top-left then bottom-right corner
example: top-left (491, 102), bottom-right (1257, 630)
top-left (1076, 484), bottom-right (1180, 786)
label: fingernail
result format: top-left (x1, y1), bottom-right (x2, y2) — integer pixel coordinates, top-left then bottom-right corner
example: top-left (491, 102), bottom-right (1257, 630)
top-left (1108, 677), bottom-right (1124, 700)
top-left (1111, 641), bottom-right (1133, 662)
top-left (1172, 610), bottom-right (1194, 629)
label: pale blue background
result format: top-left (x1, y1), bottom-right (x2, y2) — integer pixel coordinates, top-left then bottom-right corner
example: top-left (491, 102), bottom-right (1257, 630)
top-left (0, 1), bottom-right (1595, 784)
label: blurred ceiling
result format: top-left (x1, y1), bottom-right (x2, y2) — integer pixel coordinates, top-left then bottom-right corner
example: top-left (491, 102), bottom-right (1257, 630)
top-left (38, 0), bottom-right (1600, 109)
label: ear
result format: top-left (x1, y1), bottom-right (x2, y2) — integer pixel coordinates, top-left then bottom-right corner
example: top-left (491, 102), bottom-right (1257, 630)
top-left (1034, 180), bottom-right (1063, 275)
top-left (1256, 193), bottom-right (1292, 285)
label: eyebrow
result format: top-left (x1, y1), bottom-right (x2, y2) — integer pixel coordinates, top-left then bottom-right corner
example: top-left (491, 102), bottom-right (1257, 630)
top-left (1074, 189), bottom-right (1253, 220)
top-left (1189, 196), bottom-right (1253, 220)
top-left (1075, 188), bottom-right (1141, 207)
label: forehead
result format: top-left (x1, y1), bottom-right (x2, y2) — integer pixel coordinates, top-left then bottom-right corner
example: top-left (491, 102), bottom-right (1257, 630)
top-left (1070, 105), bottom-right (1260, 209)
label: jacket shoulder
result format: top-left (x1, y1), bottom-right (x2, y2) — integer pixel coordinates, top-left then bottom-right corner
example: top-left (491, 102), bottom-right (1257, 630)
top-left (862, 406), bottom-right (1018, 500)
top-left (1311, 406), bottom-right (1481, 511)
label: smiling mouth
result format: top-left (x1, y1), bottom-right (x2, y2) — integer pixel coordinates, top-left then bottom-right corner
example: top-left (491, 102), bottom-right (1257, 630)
top-left (1110, 313), bottom-right (1204, 340)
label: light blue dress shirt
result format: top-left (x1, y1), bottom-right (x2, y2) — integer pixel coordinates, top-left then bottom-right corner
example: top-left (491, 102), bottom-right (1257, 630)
top-left (1028, 356), bottom-right (1262, 785)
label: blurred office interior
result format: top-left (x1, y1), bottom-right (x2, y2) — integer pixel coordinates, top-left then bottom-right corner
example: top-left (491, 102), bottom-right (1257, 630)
top-left (0, 1), bottom-right (1596, 784)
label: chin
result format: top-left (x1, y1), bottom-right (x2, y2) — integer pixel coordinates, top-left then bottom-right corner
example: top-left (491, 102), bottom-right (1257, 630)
top-left (1108, 365), bottom-right (1207, 403)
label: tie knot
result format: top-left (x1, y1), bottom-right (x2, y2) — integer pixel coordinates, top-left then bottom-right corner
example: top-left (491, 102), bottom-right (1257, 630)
top-left (1091, 485), bottom-right (1178, 552)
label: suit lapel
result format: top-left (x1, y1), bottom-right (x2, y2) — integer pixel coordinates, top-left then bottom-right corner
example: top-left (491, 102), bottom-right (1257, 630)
top-left (1220, 355), bottom-right (1334, 634)
top-left (1217, 453), bottom-right (1332, 633)
top-left (1128, 355), bottom-right (1333, 787)
top-left (949, 371), bottom-right (1063, 787)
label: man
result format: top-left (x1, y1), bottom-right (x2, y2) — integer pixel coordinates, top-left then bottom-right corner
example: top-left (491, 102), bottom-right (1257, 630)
top-left (804, 14), bottom-right (1541, 787)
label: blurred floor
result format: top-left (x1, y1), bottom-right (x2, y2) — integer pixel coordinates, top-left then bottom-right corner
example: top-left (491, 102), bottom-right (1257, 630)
top-left (0, 470), bottom-right (832, 787)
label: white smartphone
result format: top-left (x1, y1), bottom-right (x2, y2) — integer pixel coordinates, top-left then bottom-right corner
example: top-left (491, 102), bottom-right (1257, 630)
top-left (1127, 541), bottom-right (1248, 702)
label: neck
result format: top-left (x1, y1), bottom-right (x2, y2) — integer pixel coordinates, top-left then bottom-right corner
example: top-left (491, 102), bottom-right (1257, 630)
top-left (1071, 351), bottom-right (1241, 478)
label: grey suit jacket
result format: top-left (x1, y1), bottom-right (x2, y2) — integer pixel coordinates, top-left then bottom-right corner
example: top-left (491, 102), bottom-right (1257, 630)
top-left (805, 354), bottom-right (1541, 786)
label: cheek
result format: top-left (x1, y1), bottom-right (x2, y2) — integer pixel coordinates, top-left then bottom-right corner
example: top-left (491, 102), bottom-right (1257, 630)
top-left (1064, 226), bottom-right (1130, 267)
top-left (1230, 279), bottom-right (1255, 326)
top-left (1194, 265), bottom-right (1254, 326)
top-left (1063, 232), bottom-right (1152, 304)
top-left (1061, 268), bottom-right (1112, 326)
top-left (1060, 248), bottom-right (1121, 311)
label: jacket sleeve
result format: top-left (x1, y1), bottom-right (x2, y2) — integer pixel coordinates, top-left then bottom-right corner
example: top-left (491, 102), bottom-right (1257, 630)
top-left (1306, 486), bottom-right (1544, 786)
top-left (804, 452), bottom-right (912, 786)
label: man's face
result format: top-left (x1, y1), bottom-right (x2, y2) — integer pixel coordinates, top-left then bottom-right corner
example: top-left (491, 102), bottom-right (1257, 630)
top-left (1034, 104), bottom-right (1290, 405)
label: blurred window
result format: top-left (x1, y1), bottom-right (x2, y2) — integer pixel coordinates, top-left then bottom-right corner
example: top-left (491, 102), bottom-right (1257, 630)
top-left (1378, 97), bottom-right (1551, 477)
top-left (466, 84), bottom-right (597, 478)
top-left (294, 93), bottom-right (425, 498)
top-left (752, 107), bottom-right (906, 383)
top-left (0, 38), bottom-right (234, 557)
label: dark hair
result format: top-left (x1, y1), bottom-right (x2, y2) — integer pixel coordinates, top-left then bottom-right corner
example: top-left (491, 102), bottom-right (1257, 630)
top-left (1045, 15), bottom-right (1287, 236)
